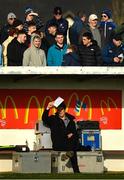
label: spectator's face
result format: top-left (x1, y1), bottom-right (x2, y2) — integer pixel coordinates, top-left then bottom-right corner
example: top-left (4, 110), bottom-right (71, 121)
top-left (33, 38), bottom-right (41, 48)
top-left (54, 13), bottom-right (62, 20)
top-left (58, 108), bottom-right (66, 118)
top-left (113, 39), bottom-right (121, 47)
top-left (82, 36), bottom-right (91, 46)
top-left (101, 14), bottom-right (109, 22)
top-left (89, 19), bottom-right (98, 27)
top-left (7, 18), bottom-right (15, 25)
top-left (28, 25), bottom-right (37, 34)
top-left (16, 24), bottom-right (23, 31)
top-left (18, 34), bottom-right (27, 43)
top-left (48, 26), bottom-right (57, 35)
top-left (26, 14), bottom-right (34, 21)
top-left (81, 15), bottom-right (86, 22)
top-left (55, 35), bottom-right (64, 45)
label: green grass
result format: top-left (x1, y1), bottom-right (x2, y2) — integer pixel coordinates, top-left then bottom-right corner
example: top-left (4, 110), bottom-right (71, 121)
top-left (0, 172), bottom-right (124, 179)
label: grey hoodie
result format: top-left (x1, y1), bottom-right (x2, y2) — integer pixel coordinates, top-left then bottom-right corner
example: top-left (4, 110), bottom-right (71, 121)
top-left (23, 34), bottom-right (46, 66)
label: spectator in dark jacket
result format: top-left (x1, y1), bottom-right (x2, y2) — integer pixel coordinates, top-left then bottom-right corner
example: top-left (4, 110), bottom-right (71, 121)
top-left (102, 34), bottom-right (124, 66)
top-left (78, 32), bottom-right (103, 66)
top-left (62, 44), bottom-right (80, 66)
top-left (45, 22), bottom-right (57, 47)
top-left (7, 30), bottom-right (27, 66)
top-left (69, 11), bottom-right (87, 46)
top-left (42, 100), bottom-right (80, 173)
top-left (45, 7), bottom-right (68, 43)
top-left (0, 12), bottom-right (16, 43)
top-left (99, 9), bottom-right (116, 48)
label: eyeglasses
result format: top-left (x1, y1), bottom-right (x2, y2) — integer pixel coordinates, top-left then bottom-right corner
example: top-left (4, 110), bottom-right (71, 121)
top-left (55, 12), bottom-right (62, 15)
top-left (101, 15), bottom-right (107, 18)
top-left (9, 18), bottom-right (15, 20)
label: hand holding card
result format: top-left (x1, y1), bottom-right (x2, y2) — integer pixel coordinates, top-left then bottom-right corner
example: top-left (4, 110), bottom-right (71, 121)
top-left (53, 97), bottom-right (64, 107)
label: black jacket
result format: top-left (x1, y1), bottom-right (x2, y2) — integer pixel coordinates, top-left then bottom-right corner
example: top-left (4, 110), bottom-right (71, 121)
top-left (78, 40), bottom-right (103, 66)
top-left (7, 38), bottom-right (27, 66)
top-left (42, 109), bottom-right (79, 151)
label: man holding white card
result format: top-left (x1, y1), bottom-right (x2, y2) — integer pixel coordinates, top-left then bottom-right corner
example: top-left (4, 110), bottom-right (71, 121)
top-left (42, 98), bottom-right (80, 173)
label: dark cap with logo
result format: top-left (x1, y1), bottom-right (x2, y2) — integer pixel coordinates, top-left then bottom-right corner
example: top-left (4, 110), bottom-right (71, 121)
top-left (57, 102), bottom-right (66, 111)
top-left (53, 7), bottom-right (62, 15)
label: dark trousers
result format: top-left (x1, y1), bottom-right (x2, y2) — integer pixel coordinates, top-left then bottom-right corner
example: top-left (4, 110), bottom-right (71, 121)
top-left (70, 151), bottom-right (80, 173)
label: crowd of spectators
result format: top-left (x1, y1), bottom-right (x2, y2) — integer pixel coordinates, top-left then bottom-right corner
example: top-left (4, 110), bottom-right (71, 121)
top-left (0, 6), bottom-right (124, 67)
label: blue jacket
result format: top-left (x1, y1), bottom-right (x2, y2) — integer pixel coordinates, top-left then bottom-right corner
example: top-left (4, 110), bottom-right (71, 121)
top-left (47, 44), bottom-right (68, 66)
top-left (102, 42), bottom-right (124, 65)
top-left (69, 16), bottom-right (87, 46)
top-left (99, 21), bottom-right (116, 47)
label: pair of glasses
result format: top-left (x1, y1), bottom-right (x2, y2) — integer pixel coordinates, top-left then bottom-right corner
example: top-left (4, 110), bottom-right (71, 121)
top-left (55, 13), bottom-right (62, 15)
top-left (101, 15), bottom-right (107, 18)
top-left (9, 18), bottom-right (14, 20)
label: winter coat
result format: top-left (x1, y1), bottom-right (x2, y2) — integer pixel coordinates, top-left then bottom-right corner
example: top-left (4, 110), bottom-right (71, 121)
top-left (23, 35), bottom-right (46, 66)
top-left (42, 109), bottom-right (79, 151)
top-left (69, 16), bottom-right (87, 46)
top-left (78, 40), bottom-right (103, 66)
top-left (62, 52), bottom-right (80, 66)
top-left (102, 42), bottom-right (124, 66)
top-left (47, 43), bottom-right (68, 66)
top-left (99, 21), bottom-right (116, 48)
top-left (7, 38), bottom-right (27, 66)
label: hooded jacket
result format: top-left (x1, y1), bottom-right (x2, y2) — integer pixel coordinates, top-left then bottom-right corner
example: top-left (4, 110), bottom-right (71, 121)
top-left (23, 35), bottom-right (46, 66)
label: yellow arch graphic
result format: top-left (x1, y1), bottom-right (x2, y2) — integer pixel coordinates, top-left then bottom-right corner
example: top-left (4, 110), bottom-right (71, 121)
top-left (24, 96), bottom-right (41, 124)
top-left (100, 97), bottom-right (118, 116)
top-left (41, 96), bottom-right (56, 115)
top-left (78, 95), bottom-right (92, 119)
top-left (0, 101), bottom-right (5, 119)
top-left (3, 96), bottom-right (18, 119)
top-left (66, 92), bottom-right (92, 120)
top-left (24, 96), bottom-right (56, 124)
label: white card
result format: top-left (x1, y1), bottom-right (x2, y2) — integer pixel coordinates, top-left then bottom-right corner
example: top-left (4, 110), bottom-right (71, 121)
top-left (54, 97), bottom-right (64, 107)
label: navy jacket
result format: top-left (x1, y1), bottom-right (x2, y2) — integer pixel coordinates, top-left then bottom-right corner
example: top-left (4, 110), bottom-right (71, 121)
top-left (62, 52), bottom-right (80, 66)
top-left (69, 16), bottom-right (87, 46)
top-left (99, 21), bottom-right (116, 48)
top-left (102, 42), bottom-right (124, 66)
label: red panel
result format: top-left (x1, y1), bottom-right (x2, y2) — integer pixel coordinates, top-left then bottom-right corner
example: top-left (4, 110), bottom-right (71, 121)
top-left (0, 90), bottom-right (122, 129)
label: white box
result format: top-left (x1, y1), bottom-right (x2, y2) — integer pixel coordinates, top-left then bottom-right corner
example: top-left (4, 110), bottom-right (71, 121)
top-left (13, 151), bottom-right (51, 173)
top-left (52, 151), bottom-right (104, 173)
top-left (36, 133), bottom-right (52, 149)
